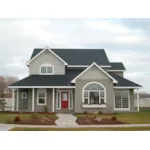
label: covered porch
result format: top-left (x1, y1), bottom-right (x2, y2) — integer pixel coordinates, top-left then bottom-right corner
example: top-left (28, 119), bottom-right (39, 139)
top-left (11, 87), bottom-right (75, 113)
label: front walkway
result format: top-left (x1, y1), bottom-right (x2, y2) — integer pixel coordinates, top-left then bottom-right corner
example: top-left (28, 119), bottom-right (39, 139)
top-left (55, 113), bottom-right (78, 126)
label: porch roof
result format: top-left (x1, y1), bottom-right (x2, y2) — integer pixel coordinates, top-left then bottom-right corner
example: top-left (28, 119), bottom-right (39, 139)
top-left (8, 70), bottom-right (142, 88)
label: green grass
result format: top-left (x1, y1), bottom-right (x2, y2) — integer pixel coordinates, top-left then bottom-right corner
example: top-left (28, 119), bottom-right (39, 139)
top-left (9, 127), bottom-right (150, 131)
top-left (75, 111), bottom-right (150, 124)
top-left (0, 113), bottom-right (58, 123)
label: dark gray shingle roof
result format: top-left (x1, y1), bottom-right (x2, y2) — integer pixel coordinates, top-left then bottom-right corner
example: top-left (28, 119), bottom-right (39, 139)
top-left (10, 70), bottom-right (142, 88)
top-left (109, 73), bottom-right (142, 87)
top-left (109, 62), bottom-right (126, 70)
top-left (30, 48), bottom-right (111, 66)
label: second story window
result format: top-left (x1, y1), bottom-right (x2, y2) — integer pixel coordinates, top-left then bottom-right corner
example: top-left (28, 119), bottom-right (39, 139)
top-left (40, 64), bottom-right (54, 75)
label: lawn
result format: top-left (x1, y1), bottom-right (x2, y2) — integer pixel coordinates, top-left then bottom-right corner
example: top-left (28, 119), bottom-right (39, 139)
top-left (9, 126), bottom-right (150, 131)
top-left (75, 110), bottom-right (150, 124)
top-left (0, 113), bottom-right (58, 123)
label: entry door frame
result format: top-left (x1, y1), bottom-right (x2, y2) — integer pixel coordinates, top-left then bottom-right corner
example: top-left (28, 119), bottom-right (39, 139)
top-left (56, 89), bottom-right (73, 110)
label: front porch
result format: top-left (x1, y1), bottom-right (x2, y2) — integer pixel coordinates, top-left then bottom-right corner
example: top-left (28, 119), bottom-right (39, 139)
top-left (11, 88), bottom-right (75, 113)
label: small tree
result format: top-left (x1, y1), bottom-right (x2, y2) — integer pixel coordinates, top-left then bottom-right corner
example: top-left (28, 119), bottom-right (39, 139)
top-left (0, 92), bottom-right (6, 111)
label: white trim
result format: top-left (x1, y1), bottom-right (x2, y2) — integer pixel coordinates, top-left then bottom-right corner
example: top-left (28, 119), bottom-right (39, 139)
top-left (82, 82), bottom-right (106, 105)
top-left (8, 86), bottom-right (75, 89)
top-left (114, 90), bottom-right (130, 111)
top-left (39, 63), bottom-right (54, 75)
top-left (71, 62), bottom-right (118, 83)
top-left (137, 89), bottom-right (140, 112)
top-left (32, 88), bottom-right (35, 112)
top-left (21, 92), bottom-right (27, 99)
top-left (69, 90), bottom-right (73, 110)
top-left (114, 87), bottom-right (142, 89)
top-left (52, 88), bottom-right (55, 112)
top-left (37, 88), bottom-right (47, 106)
top-left (16, 90), bottom-right (19, 111)
top-left (82, 104), bottom-right (107, 108)
top-left (12, 89), bottom-right (15, 111)
top-left (26, 46), bottom-right (68, 66)
top-left (68, 65), bottom-right (111, 68)
top-left (108, 70), bottom-right (125, 72)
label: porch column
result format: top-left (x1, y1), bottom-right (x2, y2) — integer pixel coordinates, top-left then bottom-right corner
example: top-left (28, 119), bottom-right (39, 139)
top-left (32, 88), bottom-right (35, 112)
top-left (12, 89), bottom-right (15, 111)
top-left (137, 89), bottom-right (140, 112)
top-left (16, 89), bottom-right (19, 111)
top-left (52, 88), bottom-right (55, 112)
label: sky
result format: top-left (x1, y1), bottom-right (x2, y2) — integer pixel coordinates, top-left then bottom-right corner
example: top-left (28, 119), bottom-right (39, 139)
top-left (0, 18), bottom-right (149, 93)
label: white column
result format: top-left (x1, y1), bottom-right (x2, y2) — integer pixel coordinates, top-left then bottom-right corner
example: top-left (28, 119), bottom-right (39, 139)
top-left (52, 88), bottom-right (55, 112)
top-left (32, 88), bottom-right (35, 112)
top-left (137, 89), bottom-right (140, 112)
top-left (16, 89), bottom-right (19, 111)
top-left (12, 89), bottom-right (15, 111)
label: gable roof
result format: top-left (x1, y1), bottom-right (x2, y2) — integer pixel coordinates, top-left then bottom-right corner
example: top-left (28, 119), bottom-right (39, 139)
top-left (29, 48), bottom-right (111, 66)
top-left (26, 47), bottom-right (68, 66)
top-left (109, 73), bottom-right (142, 88)
top-left (108, 62), bottom-right (126, 71)
top-left (71, 62), bottom-right (118, 83)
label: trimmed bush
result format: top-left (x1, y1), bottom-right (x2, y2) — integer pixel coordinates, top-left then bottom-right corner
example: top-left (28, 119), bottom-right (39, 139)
top-left (14, 115), bottom-right (21, 122)
top-left (84, 111), bottom-right (88, 114)
top-left (111, 116), bottom-right (117, 121)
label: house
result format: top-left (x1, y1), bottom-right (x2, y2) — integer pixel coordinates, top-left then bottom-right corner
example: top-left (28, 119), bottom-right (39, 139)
top-left (8, 47), bottom-right (142, 113)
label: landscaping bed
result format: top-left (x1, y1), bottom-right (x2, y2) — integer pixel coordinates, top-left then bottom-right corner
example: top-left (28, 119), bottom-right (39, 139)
top-left (76, 116), bottom-right (125, 125)
top-left (0, 112), bottom-right (58, 125)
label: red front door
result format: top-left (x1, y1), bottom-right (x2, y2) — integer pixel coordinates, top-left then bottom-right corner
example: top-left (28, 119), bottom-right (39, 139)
top-left (61, 92), bottom-right (68, 109)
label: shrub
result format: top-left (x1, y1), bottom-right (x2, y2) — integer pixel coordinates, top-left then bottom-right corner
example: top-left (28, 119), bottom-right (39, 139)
top-left (98, 110), bottom-right (102, 114)
top-left (84, 111), bottom-right (88, 114)
top-left (44, 105), bottom-right (48, 113)
top-left (14, 115), bottom-right (21, 122)
top-left (111, 116), bottom-right (117, 121)
top-left (30, 113), bottom-right (39, 119)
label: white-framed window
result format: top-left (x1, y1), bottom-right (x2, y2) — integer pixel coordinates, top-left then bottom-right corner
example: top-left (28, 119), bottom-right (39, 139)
top-left (114, 91), bottom-right (130, 110)
top-left (22, 92), bottom-right (27, 99)
top-left (82, 82), bottom-right (106, 105)
top-left (37, 89), bottom-right (47, 105)
top-left (40, 63), bottom-right (54, 75)
top-left (56, 91), bottom-right (61, 109)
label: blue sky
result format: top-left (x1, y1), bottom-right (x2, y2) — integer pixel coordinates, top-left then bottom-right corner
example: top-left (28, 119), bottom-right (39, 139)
top-left (0, 18), bottom-right (149, 92)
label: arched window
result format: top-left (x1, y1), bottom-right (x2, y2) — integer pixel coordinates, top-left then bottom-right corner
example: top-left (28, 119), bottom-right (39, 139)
top-left (40, 63), bottom-right (54, 75)
top-left (83, 82), bottom-right (106, 105)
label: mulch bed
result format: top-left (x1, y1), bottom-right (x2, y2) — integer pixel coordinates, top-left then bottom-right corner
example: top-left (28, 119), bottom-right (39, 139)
top-left (7, 116), bottom-right (56, 125)
top-left (76, 116), bottom-right (125, 125)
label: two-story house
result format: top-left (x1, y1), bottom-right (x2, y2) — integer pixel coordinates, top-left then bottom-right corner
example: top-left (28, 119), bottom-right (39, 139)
top-left (9, 47), bottom-right (142, 113)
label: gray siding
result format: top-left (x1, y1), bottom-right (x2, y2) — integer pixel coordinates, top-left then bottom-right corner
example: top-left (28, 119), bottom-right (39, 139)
top-left (29, 49), bottom-right (65, 75)
top-left (18, 88), bottom-right (53, 112)
top-left (18, 89), bottom-right (28, 110)
top-left (74, 65), bottom-right (114, 114)
top-left (112, 72), bottom-right (124, 77)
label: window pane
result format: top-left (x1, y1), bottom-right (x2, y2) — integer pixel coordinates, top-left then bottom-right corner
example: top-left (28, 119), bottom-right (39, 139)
top-left (39, 98), bottom-right (45, 104)
top-left (122, 92), bottom-right (129, 108)
top-left (100, 91), bottom-right (104, 97)
top-left (115, 93), bottom-right (121, 108)
top-left (84, 91), bottom-right (88, 97)
top-left (101, 98), bottom-right (105, 104)
top-left (57, 92), bottom-right (60, 109)
top-left (84, 98), bottom-right (88, 104)
top-left (47, 67), bottom-right (53, 73)
top-left (41, 67), bottom-right (46, 73)
top-left (89, 91), bottom-right (99, 104)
